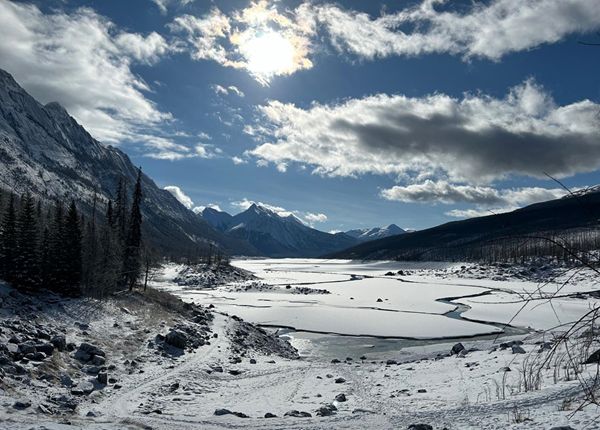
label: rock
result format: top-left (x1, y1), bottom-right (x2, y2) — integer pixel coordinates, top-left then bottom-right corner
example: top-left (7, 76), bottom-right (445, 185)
top-left (360, 355), bottom-right (367, 360)
top-left (6, 343), bottom-right (19, 355)
top-left (549, 427), bottom-right (576, 430)
top-left (60, 374), bottom-right (74, 387)
top-left (14, 399), bottom-right (31, 409)
top-left (32, 351), bottom-right (47, 361)
top-left (316, 405), bottom-right (337, 416)
top-left (250, 358), bottom-right (257, 364)
top-left (165, 330), bottom-right (188, 349)
top-left (284, 410), bottom-right (312, 418)
top-left (71, 381), bottom-right (94, 395)
top-left (264, 412), bottom-right (277, 418)
top-left (35, 343), bottom-right (55, 356)
top-left (331, 358), bottom-right (341, 363)
top-left (97, 372), bottom-right (108, 385)
top-left (8, 335), bottom-right (21, 344)
top-left (376, 298), bottom-right (383, 302)
top-left (345, 357), bottom-right (353, 361)
top-left (451, 342), bottom-right (465, 355)
top-left (232, 412), bottom-right (249, 418)
top-left (386, 359), bottom-right (397, 365)
top-left (335, 393), bottom-right (347, 402)
top-left (79, 342), bottom-right (105, 356)
top-left (335, 377), bottom-right (346, 383)
top-left (214, 408), bottom-right (232, 416)
top-left (417, 389), bottom-right (427, 393)
top-left (19, 343), bottom-right (36, 355)
top-left (408, 425), bottom-right (433, 430)
top-left (512, 345), bottom-right (526, 354)
top-left (585, 350), bottom-right (600, 364)
top-left (92, 355), bottom-right (106, 366)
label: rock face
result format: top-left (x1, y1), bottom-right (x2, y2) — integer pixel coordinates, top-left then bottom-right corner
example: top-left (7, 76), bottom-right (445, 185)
top-left (0, 68), bottom-right (260, 257)
top-left (451, 343), bottom-right (465, 355)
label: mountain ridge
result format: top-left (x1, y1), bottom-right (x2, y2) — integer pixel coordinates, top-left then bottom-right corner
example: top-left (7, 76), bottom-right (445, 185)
top-left (0, 68), bottom-right (261, 257)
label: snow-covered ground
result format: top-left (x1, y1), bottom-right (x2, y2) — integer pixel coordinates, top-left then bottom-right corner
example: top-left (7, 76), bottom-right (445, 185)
top-left (2, 259), bottom-right (600, 429)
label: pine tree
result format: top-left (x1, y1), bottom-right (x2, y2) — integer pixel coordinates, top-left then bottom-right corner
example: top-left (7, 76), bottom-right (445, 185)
top-left (124, 167), bottom-right (143, 291)
top-left (48, 200), bottom-right (66, 292)
top-left (1, 193), bottom-right (18, 283)
top-left (62, 200), bottom-right (82, 296)
top-left (15, 193), bottom-right (39, 289)
top-left (114, 177), bottom-right (128, 244)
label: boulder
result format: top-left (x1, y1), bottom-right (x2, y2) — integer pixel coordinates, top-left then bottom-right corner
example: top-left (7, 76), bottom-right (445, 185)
top-left (35, 343), bottom-right (54, 356)
top-left (316, 405), bottom-right (337, 416)
top-left (14, 399), bottom-right (31, 409)
top-left (97, 372), bottom-right (108, 385)
top-left (71, 381), bottom-right (94, 395)
top-left (79, 342), bottom-right (105, 357)
top-left (18, 343), bottom-right (36, 355)
top-left (264, 412), bottom-right (277, 418)
top-left (585, 350), bottom-right (600, 364)
top-left (50, 335), bottom-right (67, 352)
top-left (549, 427), bottom-right (576, 430)
top-left (451, 343), bottom-right (465, 355)
top-left (335, 377), bottom-right (346, 383)
top-left (214, 408), bottom-right (232, 416)
top-left (165, 330), bottom-right (188, 349)
top-left (92, 355), bottom-right (106, 366)
top-left (284, 410), bottom-right (312, 418)
top-left (335, 393), bottom-right (347, 402)
top-left (408, 425), bottom-right (433, 430)
top-left (512, 345), bottom-right (526, 354)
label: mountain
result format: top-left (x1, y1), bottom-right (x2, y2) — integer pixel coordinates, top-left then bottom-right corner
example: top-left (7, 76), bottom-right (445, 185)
top-left (199, 204), bottom-right (359, 257)
top-left (344, 224), bottom-right (406, 242)
top-left (199, 207), bottom-right (233, 232)
top-left (0, 69), bottom-right (260, 257)
top-left (325, 190), bottom-right (600, 261)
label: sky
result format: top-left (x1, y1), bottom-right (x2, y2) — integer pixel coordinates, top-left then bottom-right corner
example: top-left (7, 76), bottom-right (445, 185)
top-left (1, 0), bottom-right (600, 233)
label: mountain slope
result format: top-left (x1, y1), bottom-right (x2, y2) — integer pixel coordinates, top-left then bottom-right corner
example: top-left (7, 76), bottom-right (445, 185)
top-left (325, 191), bottom-right (600, 261)
top-left (200, 204), bottom-right (359, 257)
top-left (0, 69), bottom-right (260, 257)
top-left (344, 224), bottom-right (406, 242)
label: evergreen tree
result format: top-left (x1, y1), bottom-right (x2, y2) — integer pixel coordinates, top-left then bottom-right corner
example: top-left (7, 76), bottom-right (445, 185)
top-left (124, 167), bottom-right (143, 291)
top-left (15, 193), bottom-right (39, 289)
top-left (48, 199), bottom-right (66, 292)
top-left (62, 200), bottom-right (82, 296)
top-left (1, 193), bottom-right (18, 283)
top-left (114, 177), bottom-right (128, 244)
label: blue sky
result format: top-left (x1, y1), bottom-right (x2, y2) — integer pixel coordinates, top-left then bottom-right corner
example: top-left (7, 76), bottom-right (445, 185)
top-left (1, 0), bottom-right (600, 232)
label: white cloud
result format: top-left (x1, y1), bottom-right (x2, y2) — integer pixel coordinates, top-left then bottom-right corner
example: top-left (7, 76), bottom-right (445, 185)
top-left (211, 84), bottom-right (229, 96)
top-left (192, 203), bottom-right (222, 214)
top-left (228, 86), bottom-right (245, 97)
top-left (0, 1), bottom-right (178, 149)
top-left (164, 185), bottom-right (194, 209)
top-left (311, 0), bottom-right (600, 61)
top-left (380, 181), bottom-right (566, 206)
top-left (305, 212), bottom-right (328, 223)
top-left (246, 79), bottom-right (600, 184)
top-left (197, 131), bottom-right (212, 140)
top-left (329, 229), bottom-right (342, 234)
top-left (444, 207), bottom-right (519, 219)
top-left (232, 156), bottom-right (247, 164)
top-left (151, 0), bottom-right (196, 15)
top-left (170, 2), bottom-right (314, 85)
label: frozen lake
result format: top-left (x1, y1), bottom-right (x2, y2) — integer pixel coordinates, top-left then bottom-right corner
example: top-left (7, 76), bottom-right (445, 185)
top-left (155, 258), bottom-right (600, 358)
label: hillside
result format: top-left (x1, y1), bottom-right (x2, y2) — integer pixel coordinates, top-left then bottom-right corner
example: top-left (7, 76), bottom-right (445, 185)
top-left (0, 69), bottom-right (260, 257)
top-left (325, 189), bottom-right (600, 261)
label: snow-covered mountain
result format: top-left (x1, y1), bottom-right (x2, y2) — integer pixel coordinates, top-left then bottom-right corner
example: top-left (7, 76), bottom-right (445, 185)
top-left (199, 207), bottom-right (233, 232)
top-left (344, 224), bottom-right (406, 243)
top-left (0, 69), bottom-right (259, 257)
top-left (199, 204), bottom-right (359, 257)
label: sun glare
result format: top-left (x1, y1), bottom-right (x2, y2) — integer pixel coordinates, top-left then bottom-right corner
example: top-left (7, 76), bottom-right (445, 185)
top-left (244, 31), bottom-right (295, 77)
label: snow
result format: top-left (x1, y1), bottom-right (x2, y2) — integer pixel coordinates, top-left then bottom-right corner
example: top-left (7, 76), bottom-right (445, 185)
top-left (2, 259), bottom-right (600, 429)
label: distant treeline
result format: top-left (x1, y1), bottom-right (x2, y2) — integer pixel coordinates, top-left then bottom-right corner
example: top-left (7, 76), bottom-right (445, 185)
top-left (0, 168), bottom-right (147, 298)
top-left (392, 228), bottom-right (600, 264)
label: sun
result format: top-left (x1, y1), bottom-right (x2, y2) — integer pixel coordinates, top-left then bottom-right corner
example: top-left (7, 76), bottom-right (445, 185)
top-left (244, 31), bottom-right (295, 77)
